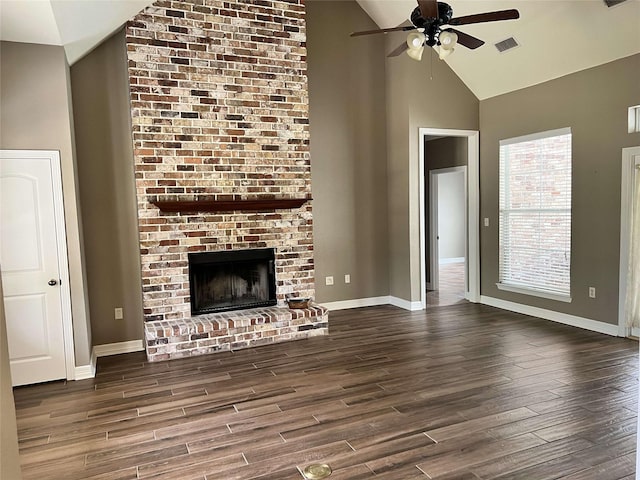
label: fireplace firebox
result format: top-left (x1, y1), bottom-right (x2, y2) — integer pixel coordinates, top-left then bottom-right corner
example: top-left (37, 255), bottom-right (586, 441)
top-left (188, 249), bottom-right (277, 315)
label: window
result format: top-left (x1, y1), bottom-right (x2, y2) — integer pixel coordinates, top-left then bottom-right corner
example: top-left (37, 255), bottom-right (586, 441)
top-left (498, 127), bottom-right (572, 302)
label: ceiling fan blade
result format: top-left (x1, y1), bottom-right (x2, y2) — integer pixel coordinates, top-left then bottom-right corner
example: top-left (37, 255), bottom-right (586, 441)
top-left (351, 25), bottom-right (415, 37)
top-left (447, 28), bottom-right (485, 50)
top-left (388, 42), bottom-right (410, 57)
top-left (417, 0), bottom-right (438, 19)
top-left (449, 9), bottom-right (519, 26)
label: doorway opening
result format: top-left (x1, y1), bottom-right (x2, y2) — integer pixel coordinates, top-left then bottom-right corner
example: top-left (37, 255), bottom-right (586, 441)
top-left (418, 128), bottom-right (479, 309)
top-left (428, 166), bottom-right (467, 306)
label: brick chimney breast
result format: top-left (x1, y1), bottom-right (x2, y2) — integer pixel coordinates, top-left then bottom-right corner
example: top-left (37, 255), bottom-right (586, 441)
top-left (126, 0), bottom-right (313, 326)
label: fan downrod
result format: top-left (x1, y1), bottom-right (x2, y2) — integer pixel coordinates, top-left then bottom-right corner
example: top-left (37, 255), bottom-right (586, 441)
top-left (410, 2), bottom-right (453, 27)
top-left (410, 2), bottom-right (453, 46)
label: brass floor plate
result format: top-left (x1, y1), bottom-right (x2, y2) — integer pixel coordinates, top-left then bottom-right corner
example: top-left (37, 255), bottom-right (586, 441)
top-left (302, 463), bottom-right (332, 479)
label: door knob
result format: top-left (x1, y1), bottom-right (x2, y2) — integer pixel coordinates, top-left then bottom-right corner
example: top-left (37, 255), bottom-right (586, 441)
top-left (48, 279), bottom-right (58, 286)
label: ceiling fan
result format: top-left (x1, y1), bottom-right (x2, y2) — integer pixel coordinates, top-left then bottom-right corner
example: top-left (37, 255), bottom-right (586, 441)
top-left (351, 0), bottom-right (520, 60)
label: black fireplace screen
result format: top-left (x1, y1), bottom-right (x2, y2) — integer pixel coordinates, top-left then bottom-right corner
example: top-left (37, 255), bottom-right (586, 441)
top-left (188, 249), bottom-right (277, 315)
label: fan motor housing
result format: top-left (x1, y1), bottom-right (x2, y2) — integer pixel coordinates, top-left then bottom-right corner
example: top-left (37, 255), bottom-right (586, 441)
top-left (411, 2), bottom-right (453, 46)
top-left (437, 2), bottom-right (454, 22)
top-left (411, 2), bottom-right (453, 25)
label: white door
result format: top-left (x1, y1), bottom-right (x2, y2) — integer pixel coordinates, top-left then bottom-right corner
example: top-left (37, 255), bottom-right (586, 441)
top-left (1, 150), bottom-right (71, 386)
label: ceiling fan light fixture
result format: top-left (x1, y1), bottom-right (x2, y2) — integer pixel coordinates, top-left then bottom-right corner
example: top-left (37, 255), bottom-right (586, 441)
top-left (406, 46), bottom-right (425, 61)
top-left (436, 30), bottom-right (457, 60)
top-left (438, 45), bottom-right (454, 59)
top-left (406, 31), bottom-right (426, 61)
top-left (439, 30), bottom-right (458, 49)
top-left (406, 31), bottom-right (426, 49)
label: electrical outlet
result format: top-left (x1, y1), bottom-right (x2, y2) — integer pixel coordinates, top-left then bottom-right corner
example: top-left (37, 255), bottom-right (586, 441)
top-left (325, 276), bottom-right (334, 286)
top-left (588, 287), bottom-right (596, 298)
top-left (344, 274), bottom-right (351, 284)
top-left (114, 307), bottom-right (123, 320)
top-left (484, 218), bottom-right (490, 227)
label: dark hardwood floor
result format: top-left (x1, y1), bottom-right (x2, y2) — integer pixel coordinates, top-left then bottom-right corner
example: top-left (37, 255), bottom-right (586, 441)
top-left (13, 303), bottom-right (638, 479)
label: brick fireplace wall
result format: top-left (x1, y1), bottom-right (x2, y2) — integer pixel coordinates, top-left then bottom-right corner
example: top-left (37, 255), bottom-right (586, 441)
top-left (126, 0), bottom-right (314, 325)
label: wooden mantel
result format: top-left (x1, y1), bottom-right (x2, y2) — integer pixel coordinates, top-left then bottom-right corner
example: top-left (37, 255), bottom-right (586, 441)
top-left (150, 197), bottom-right (311, 213)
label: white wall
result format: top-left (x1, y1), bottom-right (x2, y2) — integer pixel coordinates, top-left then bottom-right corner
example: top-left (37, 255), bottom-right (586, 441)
top-left (437, 170), bottom-right (466, 260)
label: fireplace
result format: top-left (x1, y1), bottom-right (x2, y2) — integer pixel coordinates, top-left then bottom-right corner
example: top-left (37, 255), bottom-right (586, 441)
top-left (188, 249), bottom-right (277, 315)
top-left (130, 0), bottom-right (328, 362)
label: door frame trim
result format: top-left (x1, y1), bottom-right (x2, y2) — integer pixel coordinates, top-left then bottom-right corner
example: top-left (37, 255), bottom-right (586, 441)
top-left (618, 146), bottom-right (640, 337)
top-left (429, 166), bottom-right (467, 293)
top-left (1, 149), bottom-right (76, 380)
top-left (419, 129), bottom-right (480, 308)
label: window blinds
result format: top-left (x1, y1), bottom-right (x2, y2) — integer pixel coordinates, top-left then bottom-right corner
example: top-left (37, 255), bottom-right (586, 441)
top-left (499, 128), bottom-right (572, 297)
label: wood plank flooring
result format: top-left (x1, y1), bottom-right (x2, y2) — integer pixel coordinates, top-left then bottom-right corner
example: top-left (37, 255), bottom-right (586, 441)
top-left (13, 303), bottom-right (638, 479)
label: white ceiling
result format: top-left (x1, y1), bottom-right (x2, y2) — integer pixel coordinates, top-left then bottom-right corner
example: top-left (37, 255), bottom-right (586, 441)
top-left (356, 0), bottom-right (640, 99)
top-left (0, 0), bottom-right (638, 99)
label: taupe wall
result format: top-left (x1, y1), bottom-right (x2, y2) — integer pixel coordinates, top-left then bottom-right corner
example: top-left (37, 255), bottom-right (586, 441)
top-left (0, 278), bottom-right (22, 480)
top-left (307, 0), bottom-right (389, 303)
top-left (425, 137), bottom-right (469, 171)
top-left (424, 136), bottom-right (468, 284)
top-left (386, 48), bottom-right (479, 302)
top-left (480, 54), bottom-right (640, 325)
top-left (71, 30), bottom-right (144, 345)
top-left (386, 58), bottom-right (412, 302)
top-left (0, 41), bottom-right (92, 365)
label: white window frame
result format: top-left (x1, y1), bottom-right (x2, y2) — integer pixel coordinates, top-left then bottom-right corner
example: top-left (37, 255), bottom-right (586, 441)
top-left (496, 127), bottom-right (573, 303)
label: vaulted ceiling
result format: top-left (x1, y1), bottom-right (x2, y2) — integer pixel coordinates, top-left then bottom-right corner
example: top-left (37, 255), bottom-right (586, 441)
top-left (355, 0), bottom-right (640, 99)
top-left (1, 0), bottom-right (639, 99)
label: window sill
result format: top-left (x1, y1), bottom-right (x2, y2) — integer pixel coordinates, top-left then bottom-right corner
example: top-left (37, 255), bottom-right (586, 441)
top-left (496, 283), bottom-right (572, 303)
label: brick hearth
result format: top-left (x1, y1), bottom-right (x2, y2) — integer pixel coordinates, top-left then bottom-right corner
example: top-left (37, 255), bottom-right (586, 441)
top-left (145, 304), bottom-right (328, 361)
top-left (126, 0), bottom-right (325, 360)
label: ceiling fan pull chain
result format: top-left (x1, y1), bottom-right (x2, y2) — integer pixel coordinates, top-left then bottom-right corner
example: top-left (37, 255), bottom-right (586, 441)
top-left (430, 48), bottom-right (434, 80)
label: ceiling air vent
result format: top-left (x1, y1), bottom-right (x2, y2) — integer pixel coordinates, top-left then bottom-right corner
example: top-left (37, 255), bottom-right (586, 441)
top-left (494, 37), bottom-right (519, 53)
top-left (604, 0), bottom-right (628, 7)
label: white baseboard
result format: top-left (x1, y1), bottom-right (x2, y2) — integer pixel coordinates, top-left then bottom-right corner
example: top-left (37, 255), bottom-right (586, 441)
top-left (74, 363), bottom-right (95, 380)
top-left (320, 296), bottom-right (424, 312)
top-left (320, 296), bottom-right (391, 311)
top-left (74, 340), bottom-right (145, 381)
top-left (389, 296), bottom-right (424, 311)
top-left (93, 339), bottom-right (144, 357)
top-left (439, 257), bottom-right (465, 265)
top-left (480, 296), bottom-right (620, 337)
